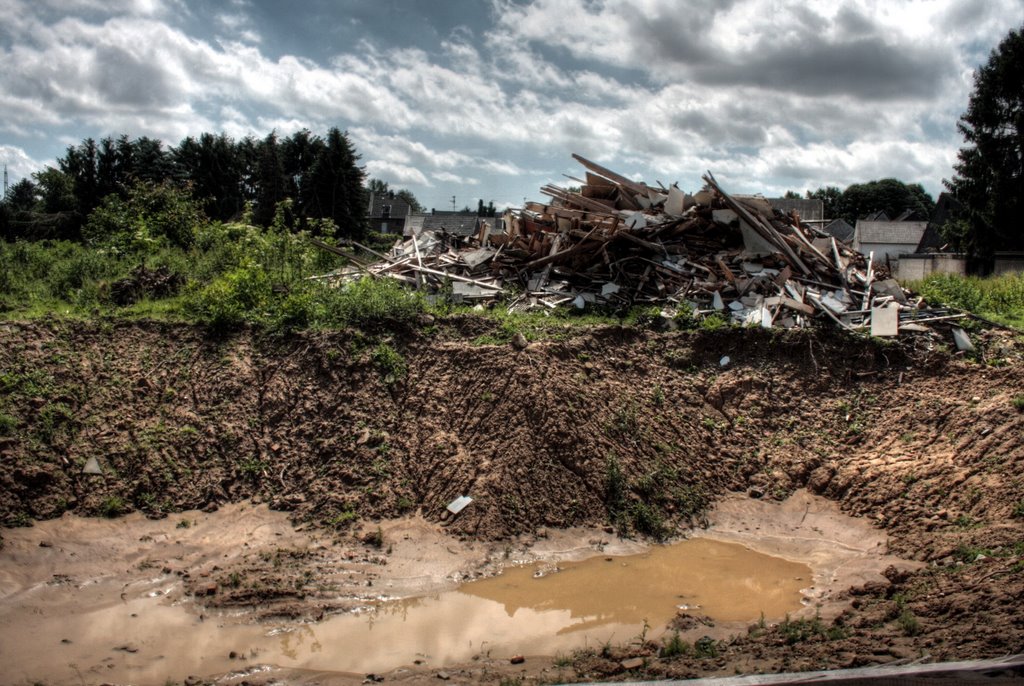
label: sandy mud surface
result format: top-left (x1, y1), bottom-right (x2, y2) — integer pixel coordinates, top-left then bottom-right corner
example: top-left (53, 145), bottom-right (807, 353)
top-left (1, 492), bottom-right (912, 685)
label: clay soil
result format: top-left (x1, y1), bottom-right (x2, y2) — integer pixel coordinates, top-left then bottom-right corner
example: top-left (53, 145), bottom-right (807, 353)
top-left (1, 317), bottom-right (1023, 684)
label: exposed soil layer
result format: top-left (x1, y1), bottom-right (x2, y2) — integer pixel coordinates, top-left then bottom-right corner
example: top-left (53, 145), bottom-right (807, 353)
top-left (1, 318), bottom-right (1023, 683)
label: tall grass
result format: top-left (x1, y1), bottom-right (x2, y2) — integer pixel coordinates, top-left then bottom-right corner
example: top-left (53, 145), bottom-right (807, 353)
top-left (910, 272), bottom-right (1024, 329)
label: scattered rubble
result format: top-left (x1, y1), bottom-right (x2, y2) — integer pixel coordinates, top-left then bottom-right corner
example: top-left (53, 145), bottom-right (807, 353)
top-left (315, 154), bottom-right (970, 339)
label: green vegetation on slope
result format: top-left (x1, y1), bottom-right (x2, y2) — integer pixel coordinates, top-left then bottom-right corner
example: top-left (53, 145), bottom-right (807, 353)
top-left (909, 272), bottom-right (1024, 329)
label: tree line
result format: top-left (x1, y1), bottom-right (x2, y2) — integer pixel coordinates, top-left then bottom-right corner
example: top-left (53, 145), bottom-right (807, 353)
top-left (1, 128), bottom-right (367, 241)
top-left (786, 179), bottom-right (937, 225)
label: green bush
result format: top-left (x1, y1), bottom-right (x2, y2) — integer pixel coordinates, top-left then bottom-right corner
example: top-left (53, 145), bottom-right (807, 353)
top-left (83, 181), bottom-right (202, 250)
top-left (185, 262), bottom-right (273, 330)
top-left (322, 276), bottom-right (425, 329)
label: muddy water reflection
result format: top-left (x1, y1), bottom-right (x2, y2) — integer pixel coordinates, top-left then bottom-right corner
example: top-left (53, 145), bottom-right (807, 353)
top-left (1, 538), bottom-right (808, 683)
top-left (462, 537), bottom-right (809, 630)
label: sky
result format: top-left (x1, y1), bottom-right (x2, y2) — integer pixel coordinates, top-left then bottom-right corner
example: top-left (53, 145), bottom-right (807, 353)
top-left (0, 0), bottom-right (1022, 213)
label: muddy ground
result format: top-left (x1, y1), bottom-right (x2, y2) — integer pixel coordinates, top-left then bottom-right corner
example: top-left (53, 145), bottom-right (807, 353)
top-left (1, 317), bottom-right (1023, 683)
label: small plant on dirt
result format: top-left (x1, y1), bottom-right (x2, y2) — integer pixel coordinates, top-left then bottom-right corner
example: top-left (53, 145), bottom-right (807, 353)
top-left (954, 543), bottom-right (992, 562)
top-left (35, 402), bottom-right (75, 444)
top-left (699, 313), bottom-right (728, 330)
top-left (553, 652), bottom-right (573, 668)
top-left (660, 630), bottom-right (689, 658)
top-left (898, 609), bottom-right (921, 636)
top-left (651, 384), bottom-right (665, 407)
top-left (7, 511), bottom-right (32, 527)
top-left (0, 412), bottom-right (17, 435)
top-left (1011, 500), bottom-right (1024, 519)
top-left (629, 501), bottom-right (668, 540)
top-left (371, 342), bottom-right (406, 385)
top-left (604, 454), bottom-right (628, 525)
top-left (176, 519), bottom-right (191, 529)
top-left (327, 508), bottom-right (358, 528)
top-left (612, 401), bottom-right (640, 436)
top-left (363, 527), bottom-right (384, 548)
top-left (99, 496), bottom-right (126, 518)
top-left (694, 635), bottom-right (720, 658)
top-left (1013, 394), bottom-right (1024, 411)
top-left (779, 611), bottom-right (845, 644)
top-left (239, 457), bottom-right (267, 480)
top-left (228, 571), bottom-right (242, 588)
top-left (953, 514), bottom-right (978, 529)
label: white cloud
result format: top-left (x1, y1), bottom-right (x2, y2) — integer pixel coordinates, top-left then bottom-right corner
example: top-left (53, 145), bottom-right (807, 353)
top-left (365, 160), bottom-right (431, 187)
top-left (434, 171), bottom-right (479, 185)
top-left (0, 0), bottom-right (1020, 205)
top-left (0, 145), bottom-right (46, 185)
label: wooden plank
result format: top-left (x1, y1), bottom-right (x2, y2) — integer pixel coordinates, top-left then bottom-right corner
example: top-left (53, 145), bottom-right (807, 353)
top-left (572, 153), bottom-right (648, 195)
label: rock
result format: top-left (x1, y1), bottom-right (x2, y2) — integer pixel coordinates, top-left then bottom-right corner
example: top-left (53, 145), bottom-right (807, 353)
top-left (807, 466), bottom-right (833, 492)
top-left (510, 655), bottom-right (525, 664)
top-left (747, 486), bottom-right (764, 499)
top-left (82, 457), bottom-right (104, 475)
top-left (356, 428), bottom-right (372, 445)
top-left (229, 651), bottom-right (238, 659)
top-left (436, 671), bottom-right (451, 680)
top-left (511, 332), bottom-right (529, 350)
top-left (197, 582), bottom-right (218, 596)
top-left (620, 657), bottom-right (644, 670)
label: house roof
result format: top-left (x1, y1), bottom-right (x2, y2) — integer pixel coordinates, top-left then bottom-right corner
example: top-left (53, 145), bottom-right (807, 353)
top-left (407, 213), bottom-right (480, 236)
top-left (368, 192), bottom-right (412, 219)
top-left (768, 198), bottom-right (824, 222)
top-left (823, 218), bottom-right (854, 242)
top-left (855, 221), bottom-right (929, 245)
top-left (916, 192), bottom-right (961, 252)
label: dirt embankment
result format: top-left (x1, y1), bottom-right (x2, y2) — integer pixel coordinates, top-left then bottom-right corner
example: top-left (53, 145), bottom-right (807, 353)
top-left (1, 318), bottom-right (1023, 681)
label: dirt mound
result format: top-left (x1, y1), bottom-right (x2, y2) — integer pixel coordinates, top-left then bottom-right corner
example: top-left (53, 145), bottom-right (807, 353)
top-left (1, 318), bottom-right (1023, 679)
top-left (1, 319), bottom-right (1021, 546)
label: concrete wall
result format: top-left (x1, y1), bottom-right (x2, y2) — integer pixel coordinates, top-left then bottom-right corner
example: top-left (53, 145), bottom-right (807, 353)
top-left (994, 257), bottom-right (1024, 275)
top-left (859, 242), bottom-right (918, 266)
top-left (896, 254), bottom-right (967, 281)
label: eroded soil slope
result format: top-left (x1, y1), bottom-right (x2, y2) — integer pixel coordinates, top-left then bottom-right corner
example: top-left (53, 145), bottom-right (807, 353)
top-left (1, 318), bottom-right (1023, 679)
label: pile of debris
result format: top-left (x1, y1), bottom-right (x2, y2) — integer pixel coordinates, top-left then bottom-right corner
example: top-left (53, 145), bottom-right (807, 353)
top-left (314, 154), bottom-right (968, 339)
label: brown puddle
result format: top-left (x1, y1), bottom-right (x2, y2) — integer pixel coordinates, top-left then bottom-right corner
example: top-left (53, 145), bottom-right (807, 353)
top-left (0, 531), bottom-right (808, 684)
top-left (463, 537), bottom-right (809, 630)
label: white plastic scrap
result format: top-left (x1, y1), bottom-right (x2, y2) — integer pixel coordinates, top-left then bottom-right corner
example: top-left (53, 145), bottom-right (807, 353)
top-left (446, 496), bottom-right (473, 515)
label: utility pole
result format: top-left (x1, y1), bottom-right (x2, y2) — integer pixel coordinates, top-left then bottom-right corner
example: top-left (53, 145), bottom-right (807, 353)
top-left (3, 164), bottom-right (7, 200)
top-left (450, 195), bottom-right (456, 212)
